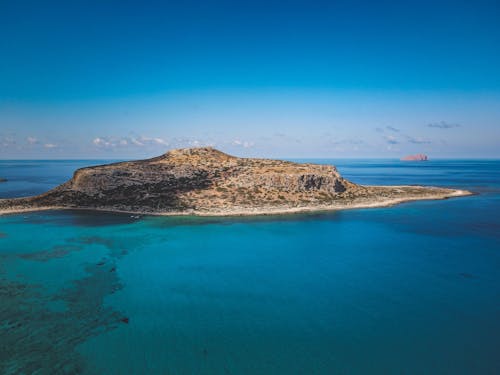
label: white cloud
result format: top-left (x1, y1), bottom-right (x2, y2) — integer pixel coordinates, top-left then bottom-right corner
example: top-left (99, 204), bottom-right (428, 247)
top-left (27, 136), bottom-right (38, 145)
top-left (137, 136), bottom-right (169, 147)
top-left (231, 139), bottom-right (255, 148)
top-left (384, 135), bottom-right (399, 144)
top-left (407, 136), bottom-right (431, 144)
top-left (190, 140), bottom-right (201, 147)
top-left (44, 143), bottom-right (57, 149)
top-left (92, 135), bottom-right (170, 149)
top-left (93, 137), bottom-right (114, 147)
top-left (130, 137), bottom-right (144, 146)
top-left (91, 135), bottom-right (254, 153)
top-left (428, 121), bottom-right (461, 129)
top-left (0, 133), bottom-right (16, 147)
top-left (153, 137), bottom-right (168, 146)
top-left (167, 138), bottom-right (214, 148)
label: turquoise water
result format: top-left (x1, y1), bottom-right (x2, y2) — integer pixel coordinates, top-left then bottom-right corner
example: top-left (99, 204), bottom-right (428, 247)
top-left (1, 160), bottom-right (499, 374)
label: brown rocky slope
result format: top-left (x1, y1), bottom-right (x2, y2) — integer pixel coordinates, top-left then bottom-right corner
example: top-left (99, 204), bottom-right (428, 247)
top-left (0, 147), bottom-right (470, 216)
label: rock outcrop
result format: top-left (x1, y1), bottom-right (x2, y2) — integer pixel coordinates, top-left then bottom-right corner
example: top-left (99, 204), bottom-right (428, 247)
top-left (0, 147), bottom-right (468, 216)
top-left (401, 154), bottom-right (428, 161)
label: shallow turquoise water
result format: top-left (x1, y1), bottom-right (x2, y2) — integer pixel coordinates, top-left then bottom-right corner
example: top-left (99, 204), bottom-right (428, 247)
top-left (1, 160), bottom-right (499, 374)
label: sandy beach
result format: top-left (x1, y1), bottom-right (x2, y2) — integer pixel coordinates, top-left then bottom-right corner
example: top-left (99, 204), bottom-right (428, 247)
top-left (0, 187), bottom-right (472, 218)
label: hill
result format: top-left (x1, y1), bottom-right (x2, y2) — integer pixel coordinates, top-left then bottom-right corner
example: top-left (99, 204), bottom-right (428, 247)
top-left (0, 147), bottom-right (470, 216)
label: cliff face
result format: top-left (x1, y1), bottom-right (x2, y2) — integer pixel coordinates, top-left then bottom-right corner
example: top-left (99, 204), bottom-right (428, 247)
top-left (0, 147), bottom-right (465, 215)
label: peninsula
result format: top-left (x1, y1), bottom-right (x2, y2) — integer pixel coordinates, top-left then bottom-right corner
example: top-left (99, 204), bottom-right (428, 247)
top-left (0, 147), bottom-right (470, 216)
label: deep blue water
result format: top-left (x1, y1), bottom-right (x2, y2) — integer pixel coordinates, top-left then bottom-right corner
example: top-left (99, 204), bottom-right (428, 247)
top-left (1, 159), bottom-right (499, 374)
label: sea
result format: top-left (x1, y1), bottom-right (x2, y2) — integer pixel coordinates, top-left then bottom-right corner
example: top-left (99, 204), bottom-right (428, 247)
top-left (0, 159), bottom-right (499, 374)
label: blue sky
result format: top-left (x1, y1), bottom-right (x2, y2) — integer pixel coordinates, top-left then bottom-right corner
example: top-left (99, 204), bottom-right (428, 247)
top-left (1, 0), bottom-right (499, 158)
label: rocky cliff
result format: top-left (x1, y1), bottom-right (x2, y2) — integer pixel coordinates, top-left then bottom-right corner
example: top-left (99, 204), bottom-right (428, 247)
top-left (401, 154), bottom-right (428, 161)
top-left (0, 147), bottom-right (468, 216)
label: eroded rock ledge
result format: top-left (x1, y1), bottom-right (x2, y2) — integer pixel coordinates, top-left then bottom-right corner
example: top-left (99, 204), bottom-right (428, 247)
top-left (0, 147), bottom-right (471, 216)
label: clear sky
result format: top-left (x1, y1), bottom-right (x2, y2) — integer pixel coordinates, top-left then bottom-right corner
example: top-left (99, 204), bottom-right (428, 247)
top-left (1, 0), bottom-right (499, 158)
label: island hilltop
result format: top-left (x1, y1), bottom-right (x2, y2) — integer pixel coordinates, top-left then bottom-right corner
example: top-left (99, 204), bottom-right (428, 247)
top-left (0, 147), bottom-right (471, 216)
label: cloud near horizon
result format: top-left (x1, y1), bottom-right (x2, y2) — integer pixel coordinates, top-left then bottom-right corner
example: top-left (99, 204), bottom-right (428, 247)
top-left (428, 121), bottom-right (461, 129)
top-left (231, 139), bottom-right (255, 148)
top-left (90, 135), bottom-right (259, 152)
top-left (375, 126), bottom-right (432, 147)
top-left (384, 135), bottom-right (399, 145)
top-left (375, 126), bottom-right (400, 133)
top-left (92, 136), bottom-right (169, 149)
top-left (326, 138), bottom-right (364, 147)
top-left (26, 136), bottom-right (38, 145)
top-left (406, 136), bottom-right (431, 144)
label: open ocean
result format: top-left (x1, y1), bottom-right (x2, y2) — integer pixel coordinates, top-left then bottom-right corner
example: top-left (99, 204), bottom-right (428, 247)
top-left (1, 159), bottom-right (499, 374)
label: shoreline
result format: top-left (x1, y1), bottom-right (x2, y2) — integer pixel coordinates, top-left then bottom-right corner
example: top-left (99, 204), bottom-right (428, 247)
top-left (0, 188), bottom-right (473, 218)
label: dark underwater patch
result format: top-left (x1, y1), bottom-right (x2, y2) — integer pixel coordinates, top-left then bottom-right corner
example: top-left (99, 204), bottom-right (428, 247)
top-left (19, 245), bottom-right (83, 262)
top-left (69, 235), bottom-right (138, 258)
top-left (0, 259), bottom-right (125, 374)
top-left (14, 209), bottom-right (140, 228)
top-left (71, 235), bottom-right (116, 249)
top-left (144, 210), bottom-right (339, 229)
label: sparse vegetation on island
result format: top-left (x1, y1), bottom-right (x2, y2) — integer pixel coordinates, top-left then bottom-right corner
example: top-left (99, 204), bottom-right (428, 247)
top-left (0, 147), bottom-right (471, 216)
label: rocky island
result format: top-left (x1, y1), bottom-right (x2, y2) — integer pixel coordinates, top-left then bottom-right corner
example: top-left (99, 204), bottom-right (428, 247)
top-left (0, 147), bottom-right (470, 216)
top-left (401, 154), bottom-right (428, 161)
